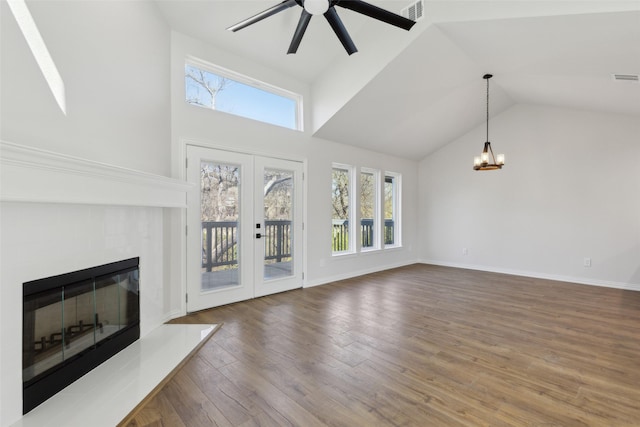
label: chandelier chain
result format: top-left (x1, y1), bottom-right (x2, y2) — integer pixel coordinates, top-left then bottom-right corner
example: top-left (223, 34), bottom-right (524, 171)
top-left (486, 76), bottom-right (489, 142)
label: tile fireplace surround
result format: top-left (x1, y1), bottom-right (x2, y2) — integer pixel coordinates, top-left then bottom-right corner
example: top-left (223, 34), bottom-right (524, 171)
top-left (0, 141), bottom-right (193, 426)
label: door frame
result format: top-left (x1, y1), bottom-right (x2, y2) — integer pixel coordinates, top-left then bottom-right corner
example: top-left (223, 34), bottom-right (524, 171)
top-left (176, 139), bottom-right (308, 315)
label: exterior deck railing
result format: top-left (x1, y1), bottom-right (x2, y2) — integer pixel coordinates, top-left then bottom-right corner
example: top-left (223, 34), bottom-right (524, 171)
top-left (332, 219), bottom-right (395, 252)
top-left (201, 221), bottom-right (237, 271)
top-left (203, 219), bottom-right (395, 270)
top-left (264, 220), bottom-right (292, 263)
top-left (202, 220), bottom-right (292, 271)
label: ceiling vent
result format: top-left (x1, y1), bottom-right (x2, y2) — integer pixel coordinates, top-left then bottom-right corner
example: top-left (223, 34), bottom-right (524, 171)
top-left (612, 74), bottom-right (639, 82)
top-left (401, 0), bottom-right (424, 22)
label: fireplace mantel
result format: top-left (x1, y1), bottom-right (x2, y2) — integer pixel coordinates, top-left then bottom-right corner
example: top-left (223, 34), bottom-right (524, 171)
top-left (1, 141), bottom-right (191, 208)
top-left (1, 141), bottom-right (191, 426)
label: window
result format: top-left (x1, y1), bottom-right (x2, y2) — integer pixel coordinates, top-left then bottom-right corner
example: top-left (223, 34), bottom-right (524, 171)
top-left (331, 165), bottom-right (400, 255)
top-left (384, 172), bottom-right (401, 247)
top-left (360, 169), bottom-right (379, 250)
top-left (332, 164), bottom-right (354, 254)
top-left (185, 59), bottom-right (303, 131)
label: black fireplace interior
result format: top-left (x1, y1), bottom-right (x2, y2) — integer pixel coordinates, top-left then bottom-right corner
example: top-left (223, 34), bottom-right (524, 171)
top-left (22, 257), bottom-right (140, 414)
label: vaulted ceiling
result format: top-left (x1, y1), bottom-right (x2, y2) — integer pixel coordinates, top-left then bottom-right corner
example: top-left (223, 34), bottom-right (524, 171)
top-left (156, 1), bottom-right (640, 159)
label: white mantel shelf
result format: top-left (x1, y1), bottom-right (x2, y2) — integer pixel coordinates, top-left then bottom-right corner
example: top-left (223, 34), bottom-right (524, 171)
top-left (1, 141), bottom-right (192, 208)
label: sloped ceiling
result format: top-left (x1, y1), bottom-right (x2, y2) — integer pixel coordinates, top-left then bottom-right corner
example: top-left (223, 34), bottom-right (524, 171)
top-left (157, 1), bottom-right (640, 160)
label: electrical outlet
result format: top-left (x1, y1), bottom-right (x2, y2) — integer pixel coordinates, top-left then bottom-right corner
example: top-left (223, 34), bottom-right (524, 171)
top-left (584, 257), bottom-right (592, 267)
top-left (462, 247), bottom-right (469, 256)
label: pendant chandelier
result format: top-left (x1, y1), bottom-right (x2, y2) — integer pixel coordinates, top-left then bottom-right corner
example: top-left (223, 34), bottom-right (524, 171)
top-left (473, 74), bottom-right (505, 171)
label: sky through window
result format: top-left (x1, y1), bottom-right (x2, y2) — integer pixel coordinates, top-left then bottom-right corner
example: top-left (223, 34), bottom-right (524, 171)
top-left (185, 64), bottom-right (301, 131)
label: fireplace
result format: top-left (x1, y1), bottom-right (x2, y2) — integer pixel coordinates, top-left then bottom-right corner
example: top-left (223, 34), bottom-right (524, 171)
top-left (22, 258), bottom-right (140, 414)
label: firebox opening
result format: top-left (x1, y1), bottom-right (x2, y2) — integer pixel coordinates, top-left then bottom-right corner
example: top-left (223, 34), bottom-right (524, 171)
top-left (22, 257), bottom-right (140, 414)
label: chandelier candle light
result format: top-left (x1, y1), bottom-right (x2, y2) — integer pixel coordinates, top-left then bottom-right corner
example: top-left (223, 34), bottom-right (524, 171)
top-left (473, 74), bottom-right (505, 171)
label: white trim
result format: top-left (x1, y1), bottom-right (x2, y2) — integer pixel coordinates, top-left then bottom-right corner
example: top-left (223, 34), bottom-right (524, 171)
top-left (331, 162), bottom-right (356, 255)
top-left (419, 259), bottom-right (640, 292)
top-left (304, 259), bottom-right (419, 288)
top-left (163, 309), bottom-right (184, 324)
top-left (360, 167), bottom-right (381, 251)
top-left (1, 141), bottom-right (192, 208)
top-left (182, 138), bottom-right (307, 163)
top-left (384, 171), bottom-right (402, 248)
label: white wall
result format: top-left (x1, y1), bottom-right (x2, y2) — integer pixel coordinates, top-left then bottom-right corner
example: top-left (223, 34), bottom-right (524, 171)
top-left (0, 0), bottom-right (171, 175)
top-left (419, 104), bottom-right (640, 289)
top-left (169, 32), bottom-right (420, 315)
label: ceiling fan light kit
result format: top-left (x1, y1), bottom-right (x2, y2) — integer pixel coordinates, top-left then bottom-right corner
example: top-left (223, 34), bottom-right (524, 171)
top-left (473, 74), bottom-right (505, 171)
top-left (228, 0), bottom-right (417, 55)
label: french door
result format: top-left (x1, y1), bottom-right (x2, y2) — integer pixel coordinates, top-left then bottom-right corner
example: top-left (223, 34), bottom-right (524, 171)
top-left (186, 145), bottom-right (303, 312)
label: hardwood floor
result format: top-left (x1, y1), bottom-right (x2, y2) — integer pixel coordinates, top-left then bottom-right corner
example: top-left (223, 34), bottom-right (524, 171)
top-left (123, 264), bottom-right (640, 426)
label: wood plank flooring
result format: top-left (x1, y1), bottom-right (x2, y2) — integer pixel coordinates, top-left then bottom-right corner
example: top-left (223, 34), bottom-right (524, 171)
top-left (123, 264), bottom-right (640, 426)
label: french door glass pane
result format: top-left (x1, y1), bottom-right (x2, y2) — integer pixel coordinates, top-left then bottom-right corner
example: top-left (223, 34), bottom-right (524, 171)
top-left (263, 168), bottom-right (294, 280)
top-left (201, 161), bottom-right (240, 291)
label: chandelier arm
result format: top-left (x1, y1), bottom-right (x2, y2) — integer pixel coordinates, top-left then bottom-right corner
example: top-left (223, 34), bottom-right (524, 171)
top-left (488, 142), bottom-right (497, 165)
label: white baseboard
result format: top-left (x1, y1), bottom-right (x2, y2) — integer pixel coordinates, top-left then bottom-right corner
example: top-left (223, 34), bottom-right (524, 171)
top-left (304, 259), bottom-right (419, 288)
top-left (418, 259), bottom-right (640, 292)
top-left (164, 309), bottom-right (185, 323)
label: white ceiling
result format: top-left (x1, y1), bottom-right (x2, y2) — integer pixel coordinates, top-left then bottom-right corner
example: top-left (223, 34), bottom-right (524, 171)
top-left (156, 1), bottom-right (640, 160)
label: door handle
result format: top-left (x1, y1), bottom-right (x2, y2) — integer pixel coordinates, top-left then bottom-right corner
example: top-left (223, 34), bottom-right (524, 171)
top-left (256, 233), bottom-right (262, 239)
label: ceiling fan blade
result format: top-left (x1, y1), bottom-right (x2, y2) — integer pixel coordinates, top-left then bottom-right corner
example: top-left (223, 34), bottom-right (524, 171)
top-left (287, 9), bottom-right (312, 54)
top-left (336, 0), bottom-right (416, 31)
top-left (227, 0), bottom-right (298, 32)
top-left (324, 7), bottom-right (357, 55)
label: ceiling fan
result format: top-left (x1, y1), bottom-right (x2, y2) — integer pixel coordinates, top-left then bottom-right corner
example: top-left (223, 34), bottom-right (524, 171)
top-left (227, 0), bottom-right (417, 55)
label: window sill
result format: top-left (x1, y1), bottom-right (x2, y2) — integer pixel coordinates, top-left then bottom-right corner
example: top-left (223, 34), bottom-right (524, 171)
top-left (331, 251), bottom-right (356, 258)
top-left (332, 245), bottom-right (403, 259)
top-left (360, 247), bottom-right (382, 254)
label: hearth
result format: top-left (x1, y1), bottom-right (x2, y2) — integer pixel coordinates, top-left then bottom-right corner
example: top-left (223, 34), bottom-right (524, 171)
top-left (22, 258), bottom-right (140, 414)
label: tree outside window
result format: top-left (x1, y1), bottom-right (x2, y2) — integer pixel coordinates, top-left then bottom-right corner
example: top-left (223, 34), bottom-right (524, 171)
top-left (332, 165), bottom-right (353, 254)
top-left (361, 170), bottom-right (379, 250)
top-left (384, 173), bottom-right (400, 247)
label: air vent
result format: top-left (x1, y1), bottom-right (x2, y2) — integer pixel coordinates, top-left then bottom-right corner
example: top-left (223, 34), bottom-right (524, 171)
top-left (401, 0), bottom-right (424, 22)
top-left (612, 74), bottom-right (639, 82)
